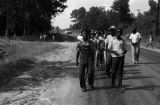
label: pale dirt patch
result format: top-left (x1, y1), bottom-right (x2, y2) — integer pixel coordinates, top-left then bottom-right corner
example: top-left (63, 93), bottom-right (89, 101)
top-left (35, 42), bottom-right (74, 62)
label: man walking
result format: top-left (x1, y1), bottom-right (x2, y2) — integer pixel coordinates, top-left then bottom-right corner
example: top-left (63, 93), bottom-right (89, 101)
top-left (146, 31), bottom-right (154, 48)
top-left (108, 28), bottom-right (127, 88)
top-left (76, 29), bottom-right (95, 92)
top-left (104, 26), bottom-right (116, 78)
top-left (129, 28), bottom-right (142, 64)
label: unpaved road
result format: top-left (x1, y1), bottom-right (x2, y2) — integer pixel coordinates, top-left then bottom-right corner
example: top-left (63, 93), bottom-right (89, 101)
top-left (0, 42), bottom-right (160, 105)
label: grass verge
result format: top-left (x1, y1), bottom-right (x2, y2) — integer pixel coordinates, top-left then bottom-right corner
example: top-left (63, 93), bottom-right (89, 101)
top-left (0, 39), bottom-right (62, 85)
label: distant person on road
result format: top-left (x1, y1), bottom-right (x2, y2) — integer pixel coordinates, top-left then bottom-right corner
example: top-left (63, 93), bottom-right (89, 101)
top-left (146, 31), bottom-right (154, 48)
top-left (129, 28), bottom-right (142, 64)
top-left (108, 28), bottom-right (127, 88)
top-left (76, 29), bottom-right (95, 92)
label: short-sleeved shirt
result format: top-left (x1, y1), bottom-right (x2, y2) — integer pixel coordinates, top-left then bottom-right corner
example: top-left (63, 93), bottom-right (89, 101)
top-left (129, 32), bottom-right (142, 44)
top-left (149, 35), bottom-right (153, 43)
top-left (108, 38), bottom-right (127, 57)
top-left (105, 35), bottom-right (114, 50)
top-left (76, 41), bottom-right (94, 64)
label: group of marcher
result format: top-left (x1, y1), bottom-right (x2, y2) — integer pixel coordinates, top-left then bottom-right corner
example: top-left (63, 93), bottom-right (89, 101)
top-left (76, 26), bottom-right (143, 92)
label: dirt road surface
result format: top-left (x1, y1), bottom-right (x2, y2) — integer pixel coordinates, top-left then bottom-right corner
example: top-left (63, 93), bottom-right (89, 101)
top-left (0, 42), bottom-right (160, 105)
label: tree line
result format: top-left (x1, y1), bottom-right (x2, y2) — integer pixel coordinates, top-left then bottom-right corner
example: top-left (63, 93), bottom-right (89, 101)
top-left (134, 0), bottom-right (160, 36)
top-left (0, 0), bottom-right (67, 37)
top-left (70, 0), bottom-right (160, 36)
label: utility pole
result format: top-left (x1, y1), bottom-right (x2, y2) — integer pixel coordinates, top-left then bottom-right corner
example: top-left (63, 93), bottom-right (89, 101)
top-left (156, 0), bottom-right (160, 36)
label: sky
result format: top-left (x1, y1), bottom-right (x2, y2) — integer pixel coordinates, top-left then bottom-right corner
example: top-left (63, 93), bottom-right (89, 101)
top-left (52, 0), bottom-right (156, 29)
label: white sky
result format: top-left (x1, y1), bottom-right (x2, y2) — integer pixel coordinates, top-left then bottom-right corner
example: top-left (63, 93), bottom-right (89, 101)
top-left (52, 0), bottom-right (157, 29)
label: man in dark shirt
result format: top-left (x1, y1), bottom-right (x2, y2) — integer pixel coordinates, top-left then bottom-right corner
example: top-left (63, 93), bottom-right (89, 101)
top-left (76, 29), bottom-right (95, 92)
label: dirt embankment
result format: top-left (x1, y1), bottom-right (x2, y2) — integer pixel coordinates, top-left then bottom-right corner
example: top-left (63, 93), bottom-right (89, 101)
top-left (0, 41), bottom-right (77, 105)
top-left (0, 32), bottom-right (77, 83)
top-left (0, 39), bottom-right (63, 83)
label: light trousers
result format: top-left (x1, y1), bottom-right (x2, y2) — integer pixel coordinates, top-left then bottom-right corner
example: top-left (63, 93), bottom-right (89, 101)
top-left (131, 43), bottom-right (140, 63)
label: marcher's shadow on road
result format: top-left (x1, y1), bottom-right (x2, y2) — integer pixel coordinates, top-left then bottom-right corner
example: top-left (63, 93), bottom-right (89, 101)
top-left (123, 69), bottom-right (141, 75)
top-left (123, 76), bottom-right (154, 80)
top-left (87, 85), bottom-right (130, 91)
top-left (124, 85), bottom-right (160, 91)
top-left (138, 62), bottom-right (160, 64)
top-left (124, 64), bottom-right (141, 68)
top-left (94, 72), bottom-right (109, 80)
top-left (95, 76), bottom-right (109, 80)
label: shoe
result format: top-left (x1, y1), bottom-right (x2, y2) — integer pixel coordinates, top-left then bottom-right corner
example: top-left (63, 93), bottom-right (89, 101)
top-left (108, 74), bottom-right (111, 78)
top-left (111, 83), bottom-right (116, 88)
top-left (82, 88), bottom-right (86, 92)
top-left (90, 85), bottom-right (95, 90)
top-left (119, 87), bottom-right (126, 93)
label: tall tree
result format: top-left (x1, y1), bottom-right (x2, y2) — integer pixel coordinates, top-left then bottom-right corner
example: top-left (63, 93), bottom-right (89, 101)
top-left (71, 6), bottom-right (109, 30)
top-left (78, 7), bottom-right (86, 29)
top-left (0, 0), bottom-right (67, 37)
top-left (71, 7), bottom-right (86, 29)
top-left (111, 0), bottom-right (134, 27)
top-left (70, 9), bottom-right (79, 24)
top-left (148, 0), bottom-right (157, 15)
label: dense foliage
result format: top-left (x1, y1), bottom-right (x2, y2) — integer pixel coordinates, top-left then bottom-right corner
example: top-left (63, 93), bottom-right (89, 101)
top-left (0, 0), bottom-right (67, 37)
top-left (133, 0), bottom-right (160, 35)
top-left (71, 0), bottom-right (160, 36)
top-left (71, 0), bottom-right (134, 30)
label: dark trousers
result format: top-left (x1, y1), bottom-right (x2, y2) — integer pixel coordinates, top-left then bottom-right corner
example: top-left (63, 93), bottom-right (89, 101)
top-left (95, 50), bottom-right (100, 67)
top-left (105, 52), bottom-right (112, 77)
top-left (95, 50), bottom-right (104, 67)
top-left (79, 62), bottom-right (94, 88)
top-left (111, 56), bottom-right (125, 87)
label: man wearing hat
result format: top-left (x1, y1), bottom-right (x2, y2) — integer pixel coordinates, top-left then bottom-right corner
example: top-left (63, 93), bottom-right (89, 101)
top-left (104, 26), bottom-right (116, 78)
top-left (108, 28), bottom-right (127, 88)
top-left (129, 28), bottom-right (142, 64)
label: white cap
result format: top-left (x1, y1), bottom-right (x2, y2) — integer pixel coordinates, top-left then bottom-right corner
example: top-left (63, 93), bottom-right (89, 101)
top-left (77, 35), bottom-right (83, 41)
top-left (110, 26), bottom-right (116, 29)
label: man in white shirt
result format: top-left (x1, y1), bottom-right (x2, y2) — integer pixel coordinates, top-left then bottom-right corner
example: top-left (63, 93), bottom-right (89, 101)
top-left (108, 28), bottom-right (127, 88)
top-left (104, 26), bottom-right (116, 78)
top-left (129, 28), bottom-right (142, 64)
